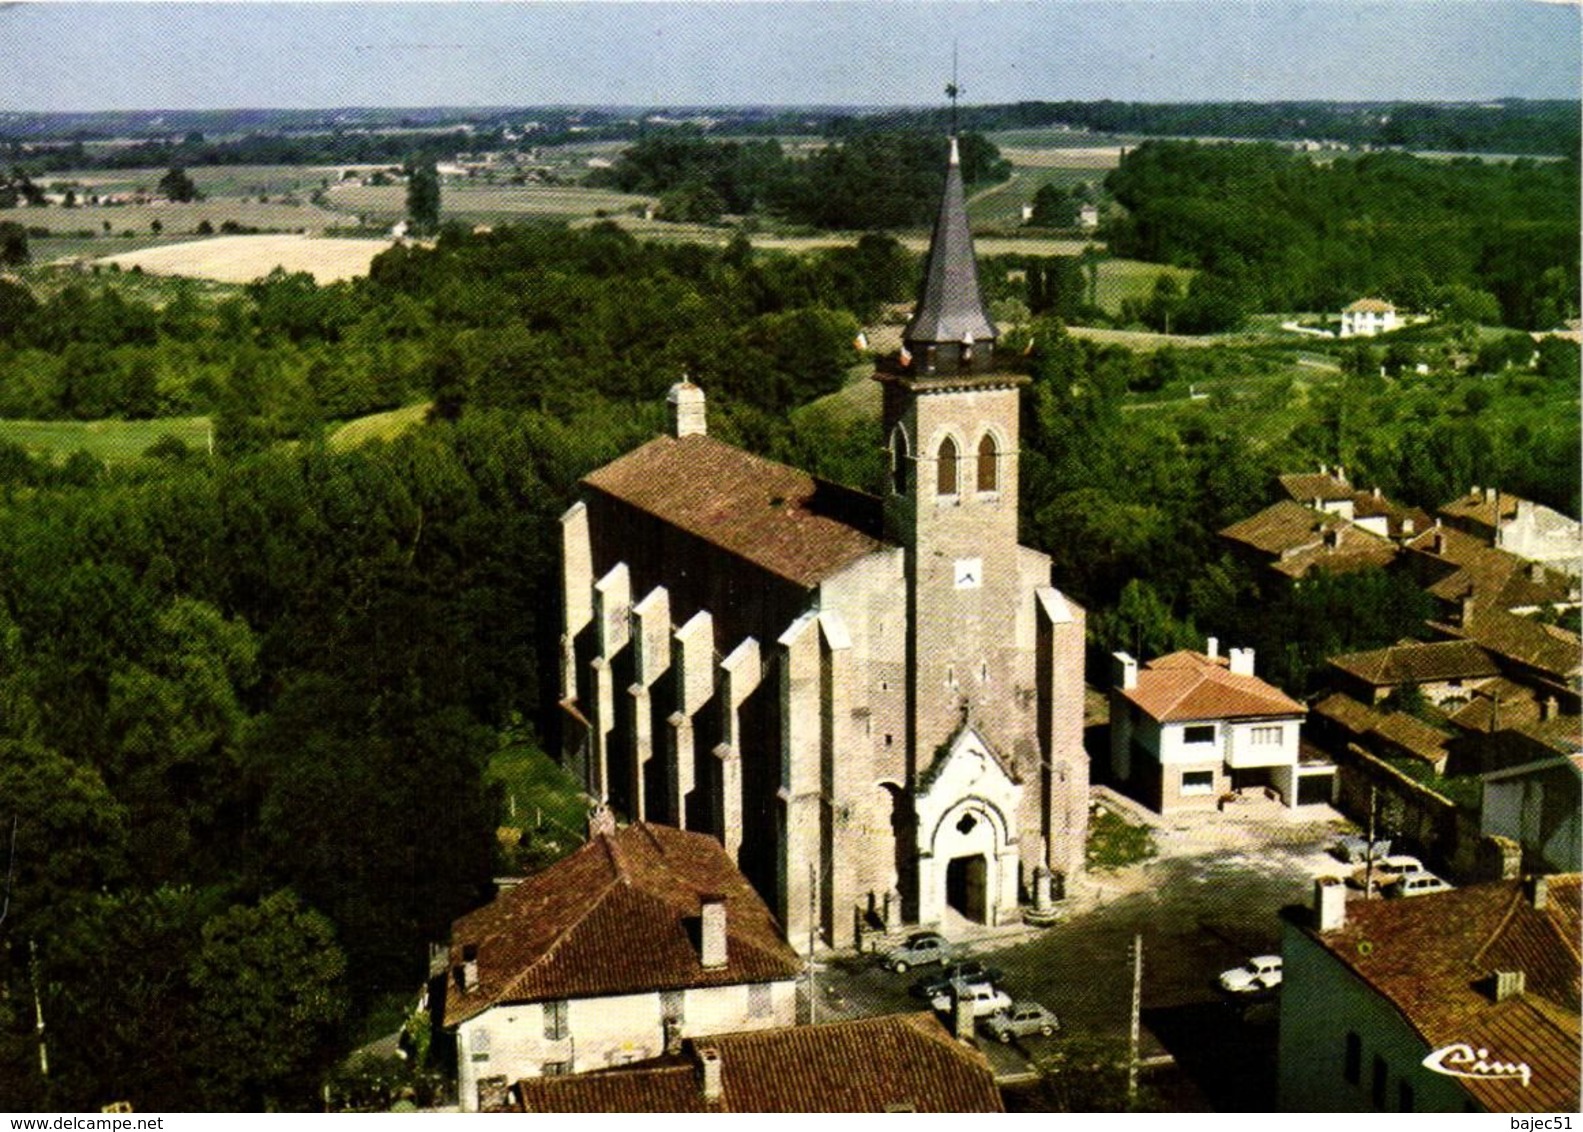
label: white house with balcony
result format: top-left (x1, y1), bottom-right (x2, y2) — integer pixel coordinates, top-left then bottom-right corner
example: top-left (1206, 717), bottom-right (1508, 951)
top-left (1109, 641), bottom-right (1309, 813)
top-left (440, 817), bottom-right (802, 1111)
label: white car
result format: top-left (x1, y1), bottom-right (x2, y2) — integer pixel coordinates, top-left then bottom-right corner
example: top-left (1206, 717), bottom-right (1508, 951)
top-left (1218, 955), bottom-right (1283, 996)
top-left (1350, 854), bottom-right (1428, 892)
top-left (929, 980), bottom-right (1013, 1018)
top-left (1386, 872), bottom-right (1454, 898)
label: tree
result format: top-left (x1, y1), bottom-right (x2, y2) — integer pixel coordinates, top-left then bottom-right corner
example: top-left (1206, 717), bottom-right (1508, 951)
top-left (188, 890), bottom-right (350, 1110)
top-left (157, 166), bottom-right (200, 203)
top-left (0, 221), bottom-right (28, 266)
top-left (405, 159), bottom-right (441, 236)
top-left (1028, 182), bottom-right (1079, 228)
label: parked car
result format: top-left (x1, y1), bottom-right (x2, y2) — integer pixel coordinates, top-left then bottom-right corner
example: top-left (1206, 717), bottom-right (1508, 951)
top-left (911, 961), bottom-right (1006, 1000)
top-left (1333, 834), bottom-right (1391, 864)
top-left (981, 1001), bottom-right (1061, 1043)
top-left (1349, 854), bottom-right (1427, 892)
top-left (929, 980), bottom-right (1012, 1018)
top-left (1386, 872), bottom-right (1454, 899)
top-left (1217, 954), bottom-right (1283, 996)
top-left (882, 931), bottom-right (951, 973)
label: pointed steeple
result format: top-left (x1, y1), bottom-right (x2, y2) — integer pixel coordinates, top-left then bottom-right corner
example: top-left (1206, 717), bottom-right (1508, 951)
top-left (903, 136), bottom-right (998, 375)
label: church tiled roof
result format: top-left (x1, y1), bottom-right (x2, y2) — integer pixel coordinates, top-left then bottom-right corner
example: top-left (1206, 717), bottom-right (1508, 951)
top-left (443, 822), bottom-right (801, 1028)
top-left (515, 1013), bottom-right (1004, 1112)
top-left (583, 433), bottom-right (888, 588)
top-left (1297, 877), bottom-right (1581, 1113)
top-left (904, 137), bottom-right (997, 351)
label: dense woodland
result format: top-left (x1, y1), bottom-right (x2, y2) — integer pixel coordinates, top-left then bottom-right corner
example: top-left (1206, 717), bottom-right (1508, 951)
top-left (0, 132), bottom-right (1578, 1108)
top-left (1102, 141), bottom-right (1581, 331)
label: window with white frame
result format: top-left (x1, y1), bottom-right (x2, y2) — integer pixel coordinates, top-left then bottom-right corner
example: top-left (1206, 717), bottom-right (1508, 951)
top-left (1250, 725), bottom-right (1283, 745)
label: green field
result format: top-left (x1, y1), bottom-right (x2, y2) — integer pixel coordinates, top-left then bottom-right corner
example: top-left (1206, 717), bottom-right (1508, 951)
top-left (968, 165), bottom-right (1107, 229)
top-left (328, 403), bottom-right (432, 450)
top-left (0, 416), bottom-right (213, 462)
top-left (487, 741), bottom-right (590, 839)
top-left (324, 181), bottom-right (651, 225)
top-left (1094, 259), bottom-right (1196, 316)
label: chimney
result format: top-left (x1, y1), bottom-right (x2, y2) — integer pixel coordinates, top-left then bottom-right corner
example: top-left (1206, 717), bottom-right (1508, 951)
top-left (1459, 592), bottom-right (1476, 626)
top-left (1527, 874), bottom-right (1550, 911)
top-left (1228, 647), bottom-right (1255, 677)
top-left (1372, 485), bottom-right (1382, 499)
top-left (1337, 465), bottom-right (1347, 484)
top-left (667, 381), bottom-right (707, 438)
top-left (587, 800), bottom-right (617, 839)
top-left (1529, 561), bottom-right (1545, 583)
top-left (1401, 517), bottom-right (1415, 536)
top-left (1206, 636), bottom-right (1219, 660)
top-left (1315, 876), bottom-right (1347, 931)
top-left (1324, 526), bottom-right (1343, 549)
top-left (950, 981), bottom-right (975, 1041)
top-left (1470, 485), bottom-right (1480, 500)
top-left (1494, 970), bottom-right (1527, 1002)
top-left (1312, 495), bottom-right (1324, 510)
top-left (1541, 696), bottom-right (1557, 722)
top-left (1484, 486), bottom-right (1496, 504)
top-left (700, 895), bottom-right (728, 969)
top-left (457, 944), bottom-right (479, 992)
top-left (698, 1047), bottom-right (724, 1102)
top-left (1433, 530), bottom-right (1445, 555)
top-left (1114, 651), bottom-right (1138, 691)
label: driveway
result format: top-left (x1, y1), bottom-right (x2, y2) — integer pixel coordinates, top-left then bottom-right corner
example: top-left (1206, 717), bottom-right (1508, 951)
top-left (809, 794), bottom-right (1351, 1110)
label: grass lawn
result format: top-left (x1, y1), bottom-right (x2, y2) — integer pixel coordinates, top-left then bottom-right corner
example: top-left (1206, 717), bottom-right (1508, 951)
top-left (968, 165), bottom-right (1107, 229)
top-left (487, 740), bottom-right (590, 840)
top-left (1094, 259), bottom-right (1195, 316)
top-left (0, 416), bottom-right (212, 462)
top-left (1085, 804), bottom-right (1158, 872)
top-left (328, 402), bottom-right (433, 451)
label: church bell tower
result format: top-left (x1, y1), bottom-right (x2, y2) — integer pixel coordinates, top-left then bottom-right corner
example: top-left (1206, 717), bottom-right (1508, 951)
top-left (877, 135), bottom-right (1030, 777)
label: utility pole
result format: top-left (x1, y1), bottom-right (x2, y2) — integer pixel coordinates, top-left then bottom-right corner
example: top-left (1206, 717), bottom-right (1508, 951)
top-left (1127, 932), bottom-right (1142, 1108)
top-left (1363, 785), bottom-right (1378, 899)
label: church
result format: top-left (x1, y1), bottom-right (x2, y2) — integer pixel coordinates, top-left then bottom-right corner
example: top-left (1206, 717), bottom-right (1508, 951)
top-left (558, 137), bottom-right (1089, 951)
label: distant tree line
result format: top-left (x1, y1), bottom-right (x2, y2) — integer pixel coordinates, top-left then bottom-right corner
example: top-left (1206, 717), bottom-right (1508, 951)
top-left (588, 131), bottom-right (1011, 228)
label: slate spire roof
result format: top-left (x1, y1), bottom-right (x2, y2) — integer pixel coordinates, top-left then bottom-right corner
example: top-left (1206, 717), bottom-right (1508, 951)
top-left (903, 137), bottom-right (997, 361)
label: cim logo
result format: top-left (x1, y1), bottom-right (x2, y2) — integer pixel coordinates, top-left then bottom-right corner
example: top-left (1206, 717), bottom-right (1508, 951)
top-left (1422, 1043), bottom-right (1532, 1088)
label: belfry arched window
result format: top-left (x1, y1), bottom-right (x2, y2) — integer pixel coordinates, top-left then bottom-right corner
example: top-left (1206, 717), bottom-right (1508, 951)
top-left (937, 436), bottom-right (958, 496)
top-left (977, 433), bottom-right (998, 493)
top-left (891, 428), bottom-right (910, 495)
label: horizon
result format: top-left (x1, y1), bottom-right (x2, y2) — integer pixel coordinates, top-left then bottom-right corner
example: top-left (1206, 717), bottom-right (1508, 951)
top-left (2, 2), bottom-right (1578, 114)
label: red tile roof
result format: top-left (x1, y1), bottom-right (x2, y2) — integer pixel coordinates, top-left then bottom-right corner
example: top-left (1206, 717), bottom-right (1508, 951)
top-left (443, 823), bottom-right (801, 1028)
top-left (1279, 471), bottom-right (1356, 503)
top-left (1121, 650), bottom-right (1305, 723)
top-left (583, 433), bottom-right (887, 587)
top-left (1439, 610), bottom-right (1581, 683)
top-left (515, 1013), bottom-right (1005, 1112)
top-left (1302, 876), bottom-right (1581, 1113)
top-left (1220, 501), bottom-right (1398, 576)
top-left (1345, 297), bottom-right (1396, 314)
top-left (1329, 640), bottom-right (1500, 688)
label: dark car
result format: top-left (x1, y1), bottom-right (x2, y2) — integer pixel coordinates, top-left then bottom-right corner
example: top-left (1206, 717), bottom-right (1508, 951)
top-left (881, 931), bottom-right (951, 973)
top-left (910, 961), bottom-right (1007, 1000)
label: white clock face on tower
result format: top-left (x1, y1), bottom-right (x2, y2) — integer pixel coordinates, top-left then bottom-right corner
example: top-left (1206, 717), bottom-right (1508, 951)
top-left (954, 558), bottom-right (983, 589)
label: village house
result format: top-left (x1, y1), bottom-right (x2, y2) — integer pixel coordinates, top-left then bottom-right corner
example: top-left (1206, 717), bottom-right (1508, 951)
top-left (1109, 641), bottom-right (1320, 811)
top-left (1439, 486), bottom-right (1583, 578)
top-left (1339, 297), bottom-right (1400, 337)
top-left (1276, 466), bottom-right (1430, 542)
top-left (1278, 875), bottom-right (1581, 1113)
top-left (1326, 639), bottom-right (1501, 709)
top-left (440, 818), bottom-right (802, 1112)
top-left (508, 1012), bottom-right (1004, 1112)
top-left (558, 136), bottom-right (1089, 948)
top-left (1219, 499), bottom-right (1400, 580)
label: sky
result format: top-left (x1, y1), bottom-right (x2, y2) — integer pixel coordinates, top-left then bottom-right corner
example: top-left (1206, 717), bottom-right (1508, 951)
top-left (0, 1), bottom-right (1578, 112)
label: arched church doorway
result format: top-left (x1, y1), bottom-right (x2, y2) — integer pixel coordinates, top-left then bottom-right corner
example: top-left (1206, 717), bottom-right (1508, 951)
top-left (945, 854), bottom-right (988, 922)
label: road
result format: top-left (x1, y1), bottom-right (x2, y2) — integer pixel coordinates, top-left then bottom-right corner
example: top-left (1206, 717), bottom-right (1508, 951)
top-left (807, 797), bottom-right (1348, 1110)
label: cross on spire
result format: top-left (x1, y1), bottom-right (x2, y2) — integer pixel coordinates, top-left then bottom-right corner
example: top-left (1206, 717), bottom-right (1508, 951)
top-left (946, 42), bottom-right (962, 136)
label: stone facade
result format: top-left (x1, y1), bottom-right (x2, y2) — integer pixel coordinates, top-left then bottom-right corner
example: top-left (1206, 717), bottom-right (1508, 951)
top-left (557, 139), bottom-right (1088, 949)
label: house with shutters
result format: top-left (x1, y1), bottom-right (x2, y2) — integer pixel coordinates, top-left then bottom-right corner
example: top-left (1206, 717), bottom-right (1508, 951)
top-left (1109, 641), bottom-right (1321, 811)
top-left (440, 818), bottom-right (801, 1111)
top-left (1339, 297), bottom-right (1400, 337)
top-left (557, 136), bottom-right (1089, 948)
